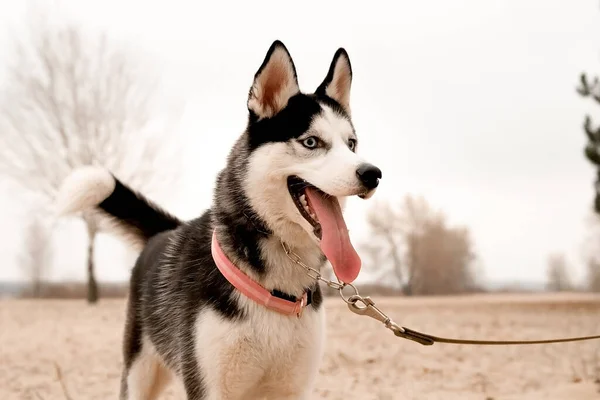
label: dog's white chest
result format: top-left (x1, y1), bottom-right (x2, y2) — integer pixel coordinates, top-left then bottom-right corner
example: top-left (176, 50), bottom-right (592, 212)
top-left (194, 303), bottom-right (325, 399)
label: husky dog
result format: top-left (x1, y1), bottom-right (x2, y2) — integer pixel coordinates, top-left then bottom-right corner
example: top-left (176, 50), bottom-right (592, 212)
top-left (57, 41), bottom-right (381, 400)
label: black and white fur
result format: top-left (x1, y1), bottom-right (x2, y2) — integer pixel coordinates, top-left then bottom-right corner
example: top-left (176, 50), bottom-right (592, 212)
top-left (56, 41), bottom-right (381, 400)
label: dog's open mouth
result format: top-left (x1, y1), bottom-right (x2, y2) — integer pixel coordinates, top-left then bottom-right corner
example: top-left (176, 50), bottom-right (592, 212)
top-left (287, 176), bottom-right (324, 239)
top-left (286, 176), bottom-right (362, 283)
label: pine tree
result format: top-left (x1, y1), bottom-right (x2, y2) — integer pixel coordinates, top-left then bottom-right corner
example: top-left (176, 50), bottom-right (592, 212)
top-left (577, 73), bottom-right (600, 213)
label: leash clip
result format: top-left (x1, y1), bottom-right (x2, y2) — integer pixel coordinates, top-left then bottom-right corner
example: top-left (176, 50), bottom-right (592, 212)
top-left (347, 295), bottom-right (435, 346)
top-left (347, 295), bottom-right (391, 325)
top-left (346, 295), bottom-right (406, 334)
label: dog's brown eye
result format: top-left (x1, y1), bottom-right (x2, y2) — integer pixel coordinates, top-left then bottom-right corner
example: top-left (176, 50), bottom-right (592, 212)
top-left (348, 139), bottom-right (357, 152)
top-left (301, 137), bottom-right (319, 149)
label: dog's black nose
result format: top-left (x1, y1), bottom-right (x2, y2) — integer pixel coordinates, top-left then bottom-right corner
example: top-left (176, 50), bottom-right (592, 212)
top-left (356, 163), bottom-right (382, 190)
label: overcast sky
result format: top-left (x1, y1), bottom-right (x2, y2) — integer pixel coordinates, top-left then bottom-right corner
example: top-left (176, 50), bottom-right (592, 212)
top-left (1, 0), bottom-right (600, 286)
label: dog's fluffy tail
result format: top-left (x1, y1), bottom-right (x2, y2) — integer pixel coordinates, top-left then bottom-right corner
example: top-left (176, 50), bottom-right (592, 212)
top-left (56, 166), bottom-right (181, 247)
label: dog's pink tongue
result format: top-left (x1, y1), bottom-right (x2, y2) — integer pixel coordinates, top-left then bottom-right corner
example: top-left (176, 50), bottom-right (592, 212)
top-left (305, 188), bottom-right (361, 283)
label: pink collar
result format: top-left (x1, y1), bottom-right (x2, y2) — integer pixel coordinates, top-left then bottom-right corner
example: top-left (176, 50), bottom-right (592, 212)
top-left (211, 231), bottom-right (310, 317)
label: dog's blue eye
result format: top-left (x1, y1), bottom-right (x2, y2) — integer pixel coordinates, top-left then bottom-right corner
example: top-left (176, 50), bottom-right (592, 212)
top-left (302, 137), bottom-right (319, 149)
top-left (348, 139), bottom-right (357, 152)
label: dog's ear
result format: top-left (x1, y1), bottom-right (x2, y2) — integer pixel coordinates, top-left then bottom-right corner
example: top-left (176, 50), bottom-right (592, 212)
top-left (316, 48), bottom-right (352, 112)
top-left (248, 41), bottom-right (300, 119)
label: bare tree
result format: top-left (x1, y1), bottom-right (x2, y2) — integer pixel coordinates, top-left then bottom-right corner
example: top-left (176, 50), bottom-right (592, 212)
top-left (363, 201), bottom-right (404, 286)
top-left (403, 200), bottom-right (476, 295)
top-left (362, 195), bottom-right (477, 295)
top-left (546, 253), bottom-right (573, 292)
top-left (0, 15), bottom-right (183, 303)
top-left (400, 196), bottom-right (445, 294)
top-left (19, 213), bottom-right (52, 297)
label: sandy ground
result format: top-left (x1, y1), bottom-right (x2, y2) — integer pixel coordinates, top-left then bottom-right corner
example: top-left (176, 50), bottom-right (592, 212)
top-left (2, 294), bottom-right (600, 400)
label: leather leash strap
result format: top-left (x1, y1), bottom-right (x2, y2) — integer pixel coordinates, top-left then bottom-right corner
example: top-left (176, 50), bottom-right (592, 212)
top-left (346, 294), bottom-right (600, 346)
top-left (395, 326), bottom-right (600, 346)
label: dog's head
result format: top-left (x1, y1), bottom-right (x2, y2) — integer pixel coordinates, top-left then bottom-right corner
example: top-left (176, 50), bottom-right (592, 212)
top-left (243, 41), bottom-right (381, 283)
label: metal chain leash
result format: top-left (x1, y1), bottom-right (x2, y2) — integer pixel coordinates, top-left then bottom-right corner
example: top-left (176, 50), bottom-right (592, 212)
top-left (281, 241), bottom-right (418, 342)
